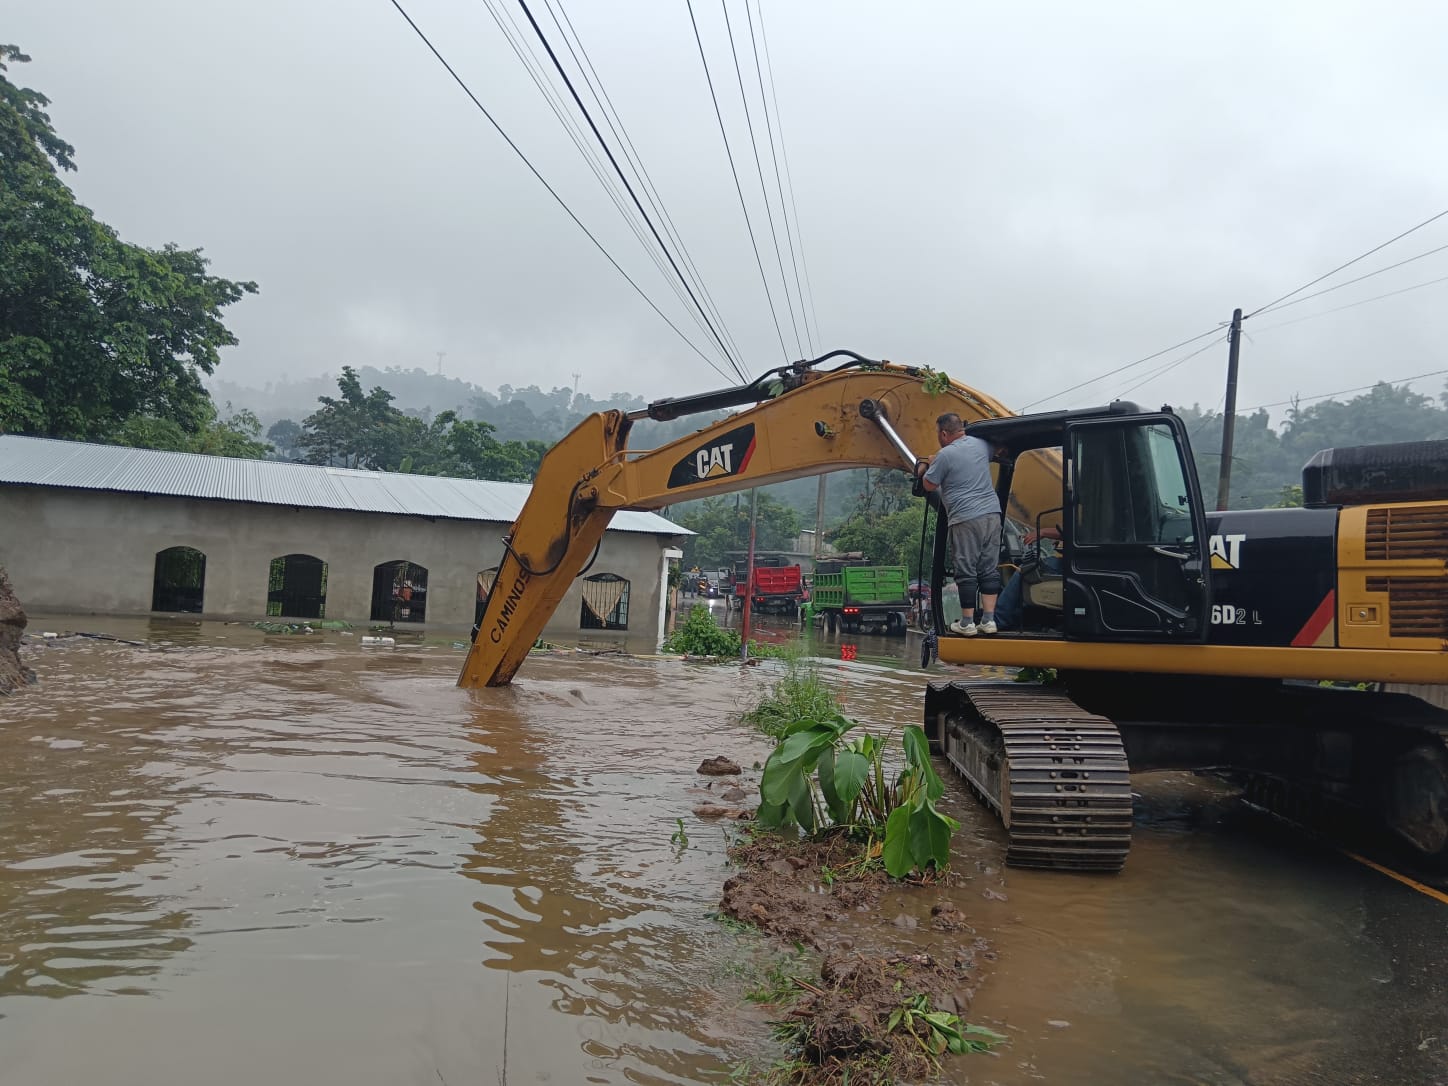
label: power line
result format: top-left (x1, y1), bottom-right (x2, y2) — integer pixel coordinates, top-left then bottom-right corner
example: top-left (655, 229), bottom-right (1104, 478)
top-left (1114, 335), bottom-right (1228, 400)
top-left (1251, 241), bottom-right (1448, 317)
top-left (756, 0), bottom-right (822, 351)
top-left (516, 0), bottom-right (746, 379)
top-left (1019, 325), bottom-right (1224, 411)
top-left (721, 0), bottom-right (803, 357)
top-left (1250, 273), bottom-right (1448, 334)
top-left (745, 0), bottom-right (812, 355)
top-left (479, 0), bottom-right (728, 369)
top-left (686, 0), bottom-right (790, 362)
top-left (1240, 367), bottom-right (1448, 413)
top-left (1245, 207), bottom-right (1448, 318)
top-left (387, 0), bottom-right (731, 380)
top-left (546, 0), bottom-right (749, 377)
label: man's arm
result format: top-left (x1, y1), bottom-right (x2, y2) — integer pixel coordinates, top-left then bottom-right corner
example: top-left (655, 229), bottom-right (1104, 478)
top-left (919, 451), bottom-right (944, 493)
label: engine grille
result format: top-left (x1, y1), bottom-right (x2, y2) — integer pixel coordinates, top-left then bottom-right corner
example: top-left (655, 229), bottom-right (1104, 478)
top-left (1366, 508), bottom-right (1448, 560)
top-left (1365, 577), bottom-right (1448, 638)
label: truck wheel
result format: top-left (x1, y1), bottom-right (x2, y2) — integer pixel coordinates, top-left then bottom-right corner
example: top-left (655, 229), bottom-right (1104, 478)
top-left (885, 612), bottom-right (904, 637)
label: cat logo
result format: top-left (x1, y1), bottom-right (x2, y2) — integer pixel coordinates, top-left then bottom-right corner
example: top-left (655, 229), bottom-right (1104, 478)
top-left (1208, 532), bottom-right (1246, 570)
top-left (695, 443), bottom-right (736, 478)
top-left (667, 424), bottom-right (757, 489)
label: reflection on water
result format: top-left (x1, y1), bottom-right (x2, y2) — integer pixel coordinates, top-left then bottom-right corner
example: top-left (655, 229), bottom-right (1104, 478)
top-left (1, 617), bottom-right (1446, 1085)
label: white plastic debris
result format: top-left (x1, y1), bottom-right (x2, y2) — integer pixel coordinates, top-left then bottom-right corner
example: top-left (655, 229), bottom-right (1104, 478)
top-left (360, 636), bottom-right (396, 647)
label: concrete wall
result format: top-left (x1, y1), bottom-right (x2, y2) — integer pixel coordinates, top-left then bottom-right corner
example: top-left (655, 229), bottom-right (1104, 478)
top-left (0, 487), bottom-right (678, 644)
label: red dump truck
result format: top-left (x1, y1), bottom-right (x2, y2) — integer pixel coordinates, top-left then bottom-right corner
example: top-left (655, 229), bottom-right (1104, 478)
top-left (733, 560), bottom-right (805, 617)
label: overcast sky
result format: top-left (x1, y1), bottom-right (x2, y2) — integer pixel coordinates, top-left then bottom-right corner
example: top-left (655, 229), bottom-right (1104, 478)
top-left (10, 1), bottom-right (1448, 419)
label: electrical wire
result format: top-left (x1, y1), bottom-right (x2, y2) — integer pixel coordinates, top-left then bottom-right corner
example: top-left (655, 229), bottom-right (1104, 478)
top-left (1245, 207), bottom-right (1448, 319)
top-left (1114, 335), bottom-right (1228, 401)
top-left (479, 0), bottom-right (727, 368)
top-left (721, 0), bottom-right (803, 357)
top-left (686, 0), bottom-right (791, 362)
top-left (388, 0), bottom-right (732, 380)
top-left (756, 0), bottom-right (822, 352)
top-left (1020, 325), bottom-right (1224, 411)
top-left (745, 0), bottom-right (812, 355)
top-left (516, 0), bottom-right (746, 378)
top-left (1251, 241), bottom-right (1448, 317)
top-left (546, 0), bottom-right (749, 377)
top-left (1239, 367), bottom-right (1448, 413)
top-left (1249, 273), bottom-right (1448, 335)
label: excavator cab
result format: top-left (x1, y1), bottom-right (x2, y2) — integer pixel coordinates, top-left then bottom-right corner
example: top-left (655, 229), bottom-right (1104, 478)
top-left (965, 404), bottom-right (1211, 643)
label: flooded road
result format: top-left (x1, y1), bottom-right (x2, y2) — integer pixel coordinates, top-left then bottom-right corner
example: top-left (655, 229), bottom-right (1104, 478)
top-left (2, 615), bottom-right (1447, 1085)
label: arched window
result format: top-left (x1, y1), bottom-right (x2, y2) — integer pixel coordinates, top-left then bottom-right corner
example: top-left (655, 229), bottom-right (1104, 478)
top-left (152, 546), bottom-right (206, 613)
top-left (266, 554), bottom-right (328, 619)
top-left (580, 573), bottom-right (630, 630)
top-left (371, 560), bottom-right (429, 623)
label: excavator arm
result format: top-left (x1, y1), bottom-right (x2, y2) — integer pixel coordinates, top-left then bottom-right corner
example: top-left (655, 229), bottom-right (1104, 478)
top-left (459, 356), bottom-right (1055, 687)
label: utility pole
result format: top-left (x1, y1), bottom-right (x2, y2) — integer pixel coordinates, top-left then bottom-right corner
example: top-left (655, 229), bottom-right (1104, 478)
top-left (571, 372), bottom-right (581, 409)
top-left (814, 475), bottom-right (826, 557)
top-left (1215, 308), bottom-right (1244, 511)
top-left (435, 351), bottom-right (446, 376)
top-left (740, 489), bottom-right (758, 662)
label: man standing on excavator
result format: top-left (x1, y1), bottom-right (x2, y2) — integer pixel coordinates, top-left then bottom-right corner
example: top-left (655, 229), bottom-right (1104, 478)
top-left (917, 412), bottom-right (1002, 636)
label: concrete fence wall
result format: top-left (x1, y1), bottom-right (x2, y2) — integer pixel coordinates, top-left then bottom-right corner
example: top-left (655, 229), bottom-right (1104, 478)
top-left (0, 487), bottom-right (677, 644)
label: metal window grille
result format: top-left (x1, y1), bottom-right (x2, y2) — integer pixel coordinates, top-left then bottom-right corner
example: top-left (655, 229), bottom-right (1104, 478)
top-left (580, 573), bottom-right (630, 630)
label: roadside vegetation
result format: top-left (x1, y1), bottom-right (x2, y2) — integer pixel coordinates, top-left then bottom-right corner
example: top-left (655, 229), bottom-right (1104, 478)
top-left (742, 653), bottom-right (839, 739)
top-left (662, 604), bottom-right (784, 660)
top-left (716, 655), bottom-right (1003, 1084)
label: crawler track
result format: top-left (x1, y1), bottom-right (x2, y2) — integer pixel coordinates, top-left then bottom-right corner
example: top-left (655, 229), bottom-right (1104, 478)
top-left (926, 681), bottom-right (1133, 872)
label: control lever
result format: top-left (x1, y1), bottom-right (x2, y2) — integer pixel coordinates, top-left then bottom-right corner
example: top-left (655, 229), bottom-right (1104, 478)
top-left (1150, 545), bottom-right (1191, 560)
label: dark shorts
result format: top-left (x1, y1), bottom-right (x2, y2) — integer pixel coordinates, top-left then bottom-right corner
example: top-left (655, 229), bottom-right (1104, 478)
top-left (949, 514), bottom-right (1002, 598)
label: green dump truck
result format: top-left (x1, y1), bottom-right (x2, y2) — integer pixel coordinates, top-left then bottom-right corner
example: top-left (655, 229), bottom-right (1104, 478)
top-left (811, 561), bottom-right (910, 637)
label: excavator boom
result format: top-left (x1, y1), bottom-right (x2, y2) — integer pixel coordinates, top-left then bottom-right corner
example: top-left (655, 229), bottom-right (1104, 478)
top-left (459, 359), bottom-right (1050, 687)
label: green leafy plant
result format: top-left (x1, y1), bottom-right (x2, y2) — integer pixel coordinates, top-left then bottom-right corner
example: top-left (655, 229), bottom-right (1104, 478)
top-left (742, 653), bottom-right (840, 738)
top-left (1014, 665), bottom-right (1059, 684)
top-left (662, 604), bottom-right (784, 660)
top-left (663, 604), bottom-right (741, 656)
top-left (887, 995), bottom-right (1005, 1060)
top-left (755, 715), bottom-right (958, 878)
top-left (919, 366), bottom-right (952, 396)
top-left (878, 727), bottom-right (959, 878)
top-left (670, 817), bottom-right (689, 851)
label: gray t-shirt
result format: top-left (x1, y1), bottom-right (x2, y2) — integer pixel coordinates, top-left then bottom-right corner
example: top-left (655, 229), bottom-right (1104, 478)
top-left (924, 434), bottom-right (1000, 525)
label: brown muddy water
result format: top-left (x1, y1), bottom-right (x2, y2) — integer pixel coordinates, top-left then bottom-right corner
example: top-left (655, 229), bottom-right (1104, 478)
top-left (2, 613), bottom-right (1447, 1085)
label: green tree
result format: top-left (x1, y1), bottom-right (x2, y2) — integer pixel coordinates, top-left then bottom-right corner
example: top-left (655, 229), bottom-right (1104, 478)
top-left (115, 402), bottom-right (271, 458)
top-left (676, 494), bottom-right (800, 569)
top-left (298, 368), bottom-right (547, 481)
top-left (266, 418), bottom-right (303, 460)
top-left (297, 366), bottom-right (401, 468)
top-left (829, 499), bottom-right (934, 577)
top-left (0, 45), bottom-right (257, 442)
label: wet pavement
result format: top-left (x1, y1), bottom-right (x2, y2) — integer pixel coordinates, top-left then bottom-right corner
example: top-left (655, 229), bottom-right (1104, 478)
top-left (1, 613), bottom-right (1446, 1084)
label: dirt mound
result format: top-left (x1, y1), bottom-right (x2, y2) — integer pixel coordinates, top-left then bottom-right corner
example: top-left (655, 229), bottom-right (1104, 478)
top-left (721, 831), bottom-right (994, 1083)
top-left (0, 567), bottom-right (32, 696)
top-left (783, 950), bottom-right (980, 1083)
top-left (721, 833), bottom-right (883, 949)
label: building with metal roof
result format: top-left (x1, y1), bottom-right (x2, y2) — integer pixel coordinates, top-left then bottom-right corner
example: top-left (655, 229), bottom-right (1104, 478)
top-left (0, 435), bottom-right (681, 534)
top-left (0, 435), bottom-right (688, 644)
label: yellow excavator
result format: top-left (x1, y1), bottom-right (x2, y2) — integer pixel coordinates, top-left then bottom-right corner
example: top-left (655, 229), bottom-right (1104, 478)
top-left (460, 351), bottom-right (1448, 872)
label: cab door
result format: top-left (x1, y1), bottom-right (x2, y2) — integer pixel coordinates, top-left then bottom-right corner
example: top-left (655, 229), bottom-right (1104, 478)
top-left (1062, 415), bottom-right (1210, 641)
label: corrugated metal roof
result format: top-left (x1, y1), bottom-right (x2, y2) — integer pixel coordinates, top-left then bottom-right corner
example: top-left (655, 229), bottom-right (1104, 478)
top-left (0, 435), bottom-right (690, 536)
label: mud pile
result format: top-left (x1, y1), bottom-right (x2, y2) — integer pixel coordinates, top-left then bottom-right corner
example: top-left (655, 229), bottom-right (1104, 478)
top-left (722, 832), bottom-right (993, 1084)
top-left (0, 566), bottom-right (31, 695)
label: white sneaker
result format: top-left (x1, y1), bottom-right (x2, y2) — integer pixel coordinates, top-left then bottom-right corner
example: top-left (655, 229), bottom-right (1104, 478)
top-left (979, 619), bottom-right (998, 635)
top-left (950, 620), bottom-right (978, 637)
